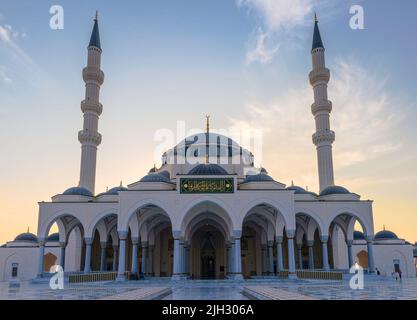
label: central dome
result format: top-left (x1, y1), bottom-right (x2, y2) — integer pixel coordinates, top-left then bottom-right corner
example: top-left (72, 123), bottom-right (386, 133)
top-left (162, 132), bottom-right (254, 166)
top-left (188, 164), bottom-right (229, 175)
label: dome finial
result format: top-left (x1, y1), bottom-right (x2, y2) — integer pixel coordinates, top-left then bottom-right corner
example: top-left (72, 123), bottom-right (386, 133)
top-left (27, 226), bottom-right (29, 233)
top-left (291, 180), bottom-right (294, 187)
top-left (120, 180), bottom-right (123, 187)
top-left (106, 186), bottom-right (109, 192)
top-left (306, 186), bottom-right (309, 191)
top-left (383, 224), bottom-right (385, 231)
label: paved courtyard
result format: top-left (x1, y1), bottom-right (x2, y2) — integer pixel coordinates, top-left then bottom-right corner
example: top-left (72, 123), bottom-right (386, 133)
top-left (0, 277), bottom-right (416, 300)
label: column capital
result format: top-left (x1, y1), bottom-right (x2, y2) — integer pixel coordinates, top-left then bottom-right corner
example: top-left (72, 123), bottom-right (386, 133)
top-left (267, 240), bottom-right (274, 247)
top-left (320, 235), bottom-right (329, 243)
top-left (38, 238), bottom-right (46, 246)
top-left (261, 244), bottom-right (267, 250)
top-left (113, 244), bottom-right (119, 251)
top-left (59, 242), bottom-right (66, 248)
top-left (286, 229), bottom-right (296, 239)
top-left (275, 236), bottom-right (283, 243)
top-left (346, 239), bottom-right (353, 246)
top-left (172, 230), bottom-right (181, 240)
top-left (131, 237), bottom-right (139, 245)
top-left (365, 235), bottom-right (374, 243)
top-left (84, 237), bottom-right (93, 245)
top-left (297, 243), bottom-right (303, 250)
top-left (100, 241), bottom-right (107, 249)
top-left (141, 241), bottom-right (148, 247)
top-left (118, 230), bottom-right (128, 240)
top-left (306, 240), bottom-right (314, 247)
top-left (233, 230), bottom-right (242, 238)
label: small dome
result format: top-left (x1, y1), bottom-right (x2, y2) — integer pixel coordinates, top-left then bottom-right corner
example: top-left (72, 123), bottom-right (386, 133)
top-left (375, 230), bottom-right (398, 240)
top-left (353, 231), bottom-right (365, 240)
top-left (243, 172), bottom-right (274, 183)
top-left (106, 186), bottom-right (128, 195)
top-left (63, 187), bottom-right (93, 197)
top-left (14, 233), bottom-right (38, 242)
top-left (286, 185), bottom-right (317, 196)
top-left (320, 185), bottom-right (350, 196)
top-left (47, 233), bottom-right (60, 242)
top-left (187, 164), bottom-right (228, 175)
top-left (140, 173), bottom-right (172, 183)
top-left (159, 170), bottom-right (170, 180)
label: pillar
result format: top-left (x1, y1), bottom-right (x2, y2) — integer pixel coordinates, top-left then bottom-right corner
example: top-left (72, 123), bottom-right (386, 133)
top-left (112, 245), bottom-right (118, 271)
top-left (131, 238), bottom-right (139, 275)
top-left (297, 243), bottom-right (303, 269)
top-left (117, 231), bottom-right (128, 281)
top-left (141, 241), bottom-right (148, 276)
top-left (268, 240), bottom-right (274, 274)
top-left (228, 243), bottom-right (234, 274)
top-left (232, 230), bottom-right (243, 279)
top-left (307, 240), bottom-right (315, 270)
top-left (172, 231), bottom-right (182, 280)
top-left (321, 235), bottom-right (330, 271)
top-left (149, 245), bottom-right (154, 276)
top-left (276, 236), bottom-right (284, 273)
top-left (261, 244), bottom-right (267, 275)
top-left (59, 242), bottom-right (66, 270)
top-left (84, 237), bottom-right (93, 273)
top-left (37, 238), bottom-right (46, 277)
top-left (366, 236), bottom-right (376, 274)
top-left (100, 241), bottom-right (107, 271)
top-left (286, 230), bottom-right (296, 278)
top-left (346, 240), bottom-right (354, 269)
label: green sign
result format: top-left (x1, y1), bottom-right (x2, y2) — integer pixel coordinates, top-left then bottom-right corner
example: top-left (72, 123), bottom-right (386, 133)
top-left (180, 178), bottom-right (234, 194)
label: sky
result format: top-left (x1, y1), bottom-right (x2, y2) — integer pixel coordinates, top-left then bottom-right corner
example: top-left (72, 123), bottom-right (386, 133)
top-left (0, 0), bottom-right (416, 245)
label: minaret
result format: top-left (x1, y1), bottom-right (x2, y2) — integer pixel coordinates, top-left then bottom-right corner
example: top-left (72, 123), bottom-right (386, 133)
top-left (309, 14), bottom-right (335, 192)
top-left (78, 12), bottom-right (104, 194)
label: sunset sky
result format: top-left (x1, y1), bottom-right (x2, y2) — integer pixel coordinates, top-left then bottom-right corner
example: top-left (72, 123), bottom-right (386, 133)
top-left (0, 0), bottom-right (416, 244)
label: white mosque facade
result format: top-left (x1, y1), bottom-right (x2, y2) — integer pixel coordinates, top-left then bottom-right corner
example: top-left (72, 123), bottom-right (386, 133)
top-left (0, 17), bottom-right (415, 282)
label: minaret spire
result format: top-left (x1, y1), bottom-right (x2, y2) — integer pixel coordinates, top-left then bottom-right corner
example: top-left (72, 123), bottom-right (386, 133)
top-left (309, 13), bottom-right (335, 192)
top-left (78, 14), bottom-right (105, 194)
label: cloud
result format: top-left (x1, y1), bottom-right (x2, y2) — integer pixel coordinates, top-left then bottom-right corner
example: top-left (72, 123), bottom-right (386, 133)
top-left (0, 25), bottom-right (11, 42)
top-left (246, 29), bottom-right (280, 64)
top-left (237, 0), bottom-right (314, 31)
top-left (227, 58), bottom-right (408, 189)
top-left (237, 0), bottom-right (316, 64)
top-left (0, 68), bottom-right (12, 84)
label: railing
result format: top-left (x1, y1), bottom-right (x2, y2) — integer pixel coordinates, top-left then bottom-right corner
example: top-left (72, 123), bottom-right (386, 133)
top-left (296, 269), bottom-right (342, 280)
top-left (277, 270), bottom-right (289, 278)
top-left (68, 271), bottom-right (131, 283)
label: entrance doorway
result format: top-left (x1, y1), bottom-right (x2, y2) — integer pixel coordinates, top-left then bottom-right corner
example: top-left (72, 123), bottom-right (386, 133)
top-left (201, 255), bottom-right (216, 279)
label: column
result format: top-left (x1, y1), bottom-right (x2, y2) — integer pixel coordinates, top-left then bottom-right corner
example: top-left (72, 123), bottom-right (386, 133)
top-left (321, 235), bottom-right (330, 271)
top-left (84, 237), bottom-right (93, 273)
top-left (117, 231), bottom-right (127, 281)
top-left (286, 230), bottom-right (296, 278)
top-left (59, 242), bottom-right (66, 270)
top-left (268, 240), bottom-right (274, 274)
top-left (172, 232), bottom-right (182, 280)
top-left (297, 243), bottom-right (303, 269)
top-left (141, 241), bottom-right (148, 276)
top-left (100, 242), bottom-right (107, 271)
top-left (112, 245), bottom-right (119, 271)
top-left (149, 245), bottom-right (154, 276)
top-left (366, 236), bottom-right (376, 274)
top-left (346, 240), bottom-right (354, 269)
top-left (233, 231), bottom-right (243, 279)
top-left (261, 244), bottom-right (267, 275)
top-left (276, 236), bottom-right (284, 273)
top-left (307, 240), bottom-right (315, 270)
top-left (183, 243), bottom-right (189, 276)
top-left (131, 238), bottom-right (139, 275)
top-left (37, 238), bottom-right (46, 277)
top-left (228, 243), bottom-right (234, 274)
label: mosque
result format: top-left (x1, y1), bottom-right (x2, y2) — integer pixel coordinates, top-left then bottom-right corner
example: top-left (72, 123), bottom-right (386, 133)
top-left (0, 15), bottom-right (415, 282)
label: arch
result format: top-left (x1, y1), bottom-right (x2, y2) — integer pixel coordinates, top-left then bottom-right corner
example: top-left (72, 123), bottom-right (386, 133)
top-left (85, 209), bottom-right (118, 238)
top-left (38, 210), bottom-right (85, 243)
top-left (180, 200), bottom-right (234, 237)
top-left (295, 211), bottom-right (323, 240)
top-left (240, 198), bottom-right (293, 233)
top-left (326, 209), bottom-right (372, 239)
top-left (122, 198), bottom-right (173, 231)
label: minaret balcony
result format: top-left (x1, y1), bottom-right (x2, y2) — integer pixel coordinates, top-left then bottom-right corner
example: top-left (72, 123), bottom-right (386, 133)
top-left (312, 130), bottom-right (335, 146)
top-left (78, 130), bottom-right (102, 146)
top-left (81, 100), bottom-right (103, 115)
top-left (309, 68), bottom-right (330, 85)
top-left (82, 67), bottom-right (104, 84)
top-left (311, 100), bottom-right (332, 115)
